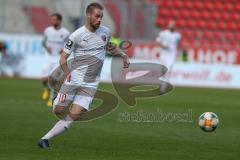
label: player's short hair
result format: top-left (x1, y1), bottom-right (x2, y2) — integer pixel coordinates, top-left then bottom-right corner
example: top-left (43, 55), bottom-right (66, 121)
top-left (86, 2), bottom-right (104, 14)
top-left (51, 13), bottom-right (62, 21)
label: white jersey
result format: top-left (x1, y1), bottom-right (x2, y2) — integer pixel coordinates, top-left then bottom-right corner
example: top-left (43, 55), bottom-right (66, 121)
top-left (156, 29), bottom-right (181, 68)
top-left (156, 29), bottom-right (181, 55)
top-left (43, 26), bottom-right (70, 58)
top-left (42, 26), bottom-right (69, 77)
top-left (63, 25), bottom-right (111, 88)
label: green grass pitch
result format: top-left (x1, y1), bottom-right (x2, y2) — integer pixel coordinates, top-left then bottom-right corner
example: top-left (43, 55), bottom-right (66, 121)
top-left (0, 78), bottom-right (239, 160)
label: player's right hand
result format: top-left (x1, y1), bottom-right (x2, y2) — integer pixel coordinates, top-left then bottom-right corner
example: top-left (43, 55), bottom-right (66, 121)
top-left (162, 45), bottom-right (168, 49)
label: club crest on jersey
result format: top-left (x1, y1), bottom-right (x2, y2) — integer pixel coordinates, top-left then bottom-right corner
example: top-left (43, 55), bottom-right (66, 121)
top-left (101, 35), bottom-right (107, 42)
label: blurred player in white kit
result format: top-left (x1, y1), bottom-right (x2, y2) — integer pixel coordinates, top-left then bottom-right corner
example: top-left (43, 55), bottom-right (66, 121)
top-left (155, 20), bottom-right (181, 91)
top-left (156, 20), bottom-right (181, 70)
top-left (38, 2), bottom-right (130, 149)
top-left (42, 13), bottom-right (70, 106)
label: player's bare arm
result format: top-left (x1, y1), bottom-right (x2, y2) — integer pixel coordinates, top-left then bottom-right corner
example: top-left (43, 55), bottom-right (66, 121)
top-left (107, 42), bottom-right (130, 68)
top-left (59, 51), bottom-right (70, 83)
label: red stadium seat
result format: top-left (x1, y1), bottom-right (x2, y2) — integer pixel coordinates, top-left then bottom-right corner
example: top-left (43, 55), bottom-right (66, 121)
top-left (198, 39), bottom-right (209, 47)
top-left (207, 21), bottom-right (217, 30)
top-left (174, 0), bottom-right (183, 8)
top-left (210, 12), bottom-right (221, 21)
top-left (236, 4), bottom-right (240, 12)
top-left (180, 10), bottom-right (191, 19)
top-left (155, 19), bottom-right (166, 28)
top-left (176, 19), bottom-right (187, 28)
top-left (155, 0), bottom-right (239, 50)
top-left (223, 32), bottom-right (235, 41)
top-left (181, 39), bottom-right (192, 47)
top-left (212, 32), bottom-right (222, 40)
top-left (215, 2), bottom-right (224, 11)
top-left (205, 2), bottom-right (215, 10)
top-left (171, 9), bottom-right (179, 18)
top-left (194, 1), bottom-right (204, 10)
top-left (193, 31), bottom-right (202, 39)
top-left (181, 30), bottom-right (201, 39)
top-left (202, 31), bottom-right (212, 39)
top-left (231, 13), bottom-right (239, 21)
top-left (158, 8), bottom-right (170, 18)
top-left (202, 31), bottom-right (213, 39)
top-left (160, 1), bottom-right (172, 8)
top-left (237, 23), bottom-right (240, 30)
top-left (200, 11), bottom-right (211, 19)
top-left (191, 10), bottom-right (200, 19)
top-left (181, 30), bottom-right (190, 37)
top-left (227, 22), bottom-right (237, 31)
top-left (185, 1), bottom-right (194, 10)
top-left (186, 20), bottom-right (197, 28)
top-left (218, 22), bottom-right (227, 30)
top-left (24, 6), bottom-right (50, 33)
top-left (224, 3), bottom-right (234, 11)
top-left (236, 33), bottom-right (240, 40)
top-left (208, 41), bottom-right (221, 48)
top-left (229, 42), bottom-right (239, 48)
top-left (197, 21), bottom-right (207, 29)
top-left (159, 8), bottom-right (178, 19)
top-left (221, 13), bottom-right (230, 21)
top-left (203, 31), bottom-right (222, 41)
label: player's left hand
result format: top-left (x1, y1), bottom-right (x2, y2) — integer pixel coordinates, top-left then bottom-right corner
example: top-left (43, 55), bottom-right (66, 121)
top-left (107, 42), bottom-right (117, 53)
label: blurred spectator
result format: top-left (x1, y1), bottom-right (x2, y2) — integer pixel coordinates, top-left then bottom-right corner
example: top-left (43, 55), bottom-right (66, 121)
top-left (107, 34), bottom-right (122, 57)
top-left (0, 41), bottom-right (8, 75)
top-left (0, 42), bottom-right (7, 61)
top-left (110, 35), bottom-right (122, 46)
top-left (179, 49), bottom-right (188, 62)
top-left (0, 41), bottom-right (23, 77)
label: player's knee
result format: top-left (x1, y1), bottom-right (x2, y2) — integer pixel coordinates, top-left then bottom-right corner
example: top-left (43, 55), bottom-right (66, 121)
top-left (69, 110), bottom-right (87, 121)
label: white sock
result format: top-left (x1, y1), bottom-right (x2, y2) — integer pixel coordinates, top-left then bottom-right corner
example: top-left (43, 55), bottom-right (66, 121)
top-left (41, 115), bottom-right (73, 140)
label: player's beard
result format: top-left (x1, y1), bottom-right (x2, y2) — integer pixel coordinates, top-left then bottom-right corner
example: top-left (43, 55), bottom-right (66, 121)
top-left (170, 28), bottom-right (175, 32)
top-left (90, 20), bottom-right (100, 30)
top-left (91, 24), bottom-right (98, 31)
top-left (53, 24), bottom-right (61, 29)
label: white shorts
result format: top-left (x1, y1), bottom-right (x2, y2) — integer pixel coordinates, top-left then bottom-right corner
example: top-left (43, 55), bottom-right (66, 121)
top-left (160, 54), bottom-right (176, 70)
top-left (53, 82), bottom-right (97, 111)
top-left (42, 55), bottom-right (60, 78)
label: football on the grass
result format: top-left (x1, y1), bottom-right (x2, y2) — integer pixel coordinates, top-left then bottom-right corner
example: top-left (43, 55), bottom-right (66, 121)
top-left (198, 112), bottom-right (219, 132)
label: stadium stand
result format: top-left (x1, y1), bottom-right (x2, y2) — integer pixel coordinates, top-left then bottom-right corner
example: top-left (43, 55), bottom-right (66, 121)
top-left (0, 0), bottom-right (34, 33)
top-left (0, 0), bottom-right (116, 34)
top-left (154, 0), bottom-right (240, 49)
top-left (24, 6), bottom-right (51, 33)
